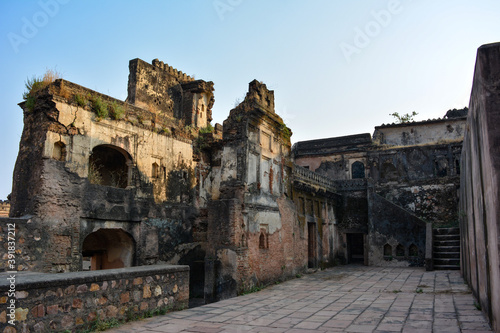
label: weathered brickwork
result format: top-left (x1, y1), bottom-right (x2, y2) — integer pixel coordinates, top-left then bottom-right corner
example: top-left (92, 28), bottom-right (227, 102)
top-left (0, 265), bottom-right (188, 332)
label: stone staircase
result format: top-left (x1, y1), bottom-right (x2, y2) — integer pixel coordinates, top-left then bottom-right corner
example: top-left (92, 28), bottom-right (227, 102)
top-left (433, 227), bottom-right (460, 270)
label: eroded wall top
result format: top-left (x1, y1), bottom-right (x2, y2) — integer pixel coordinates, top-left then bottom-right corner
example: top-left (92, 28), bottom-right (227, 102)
top-left (127, 58), bottom-right (214, 128)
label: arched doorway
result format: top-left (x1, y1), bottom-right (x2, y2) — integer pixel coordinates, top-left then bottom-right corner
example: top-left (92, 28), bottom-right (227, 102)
top-left (351, 161), bottom-right (365, 179)
top-left (89, 145), bottom-right (132, 188)
top-left (82, 229), bottom-right (135, 270)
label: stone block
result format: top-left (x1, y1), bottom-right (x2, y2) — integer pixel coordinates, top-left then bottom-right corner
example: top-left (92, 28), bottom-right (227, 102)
top-left (15, 308), bottom-right (28, 322)
top-left (72, 299), bottom-right (83, 309)
top-left (46, 305), bottom-right (59, 315)
top-left (76, 284), bottom-right (88, 293)
top-left (143, 285), bottom-right (151, 298)
top-left (120, 292), bottom-right (129, 304)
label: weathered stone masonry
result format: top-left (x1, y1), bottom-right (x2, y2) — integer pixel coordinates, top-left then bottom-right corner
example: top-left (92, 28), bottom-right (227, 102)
top-left (0, 264), bottom-right (188, 332)
top-left (1, 58), bottom-right (341, 318)
top-left (460, 42), bottom-right (500, 333)
top-left (293, 113), bottom-right (466, 268)
top-left (2, 42), bottom-right (498, 330)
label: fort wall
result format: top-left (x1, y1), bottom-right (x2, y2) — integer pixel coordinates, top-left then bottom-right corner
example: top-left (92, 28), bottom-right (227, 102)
top-left (459, 42), bottom-right (500, 332)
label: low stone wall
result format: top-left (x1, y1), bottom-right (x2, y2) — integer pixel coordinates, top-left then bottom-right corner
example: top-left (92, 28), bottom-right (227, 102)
top-left (0, 264), bottom-right (189, 332)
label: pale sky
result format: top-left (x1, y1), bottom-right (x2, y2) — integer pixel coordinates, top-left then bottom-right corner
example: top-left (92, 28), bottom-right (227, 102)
top-left (0, 0), bottom-right (499, 200)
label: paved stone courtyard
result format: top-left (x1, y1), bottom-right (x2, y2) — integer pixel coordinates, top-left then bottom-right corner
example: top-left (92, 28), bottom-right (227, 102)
top-left (106, 265), bottom-right (492, 333)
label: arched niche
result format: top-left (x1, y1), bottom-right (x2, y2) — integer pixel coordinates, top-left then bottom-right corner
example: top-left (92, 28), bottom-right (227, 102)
top-left (351, 161), bottom-right (365, 179)
top-left (53, 141), bottom-right (66, 161)
top-left (89, 145), bottom-right (132, 188)
top-left (381, 161), bottom-right (398, 181)
top-left (82, 228), bottom-right (135, 270)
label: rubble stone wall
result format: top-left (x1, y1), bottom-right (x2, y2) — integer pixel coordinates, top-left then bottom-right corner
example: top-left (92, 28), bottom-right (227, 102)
top-left (0, 264), bottom-right (189, 332)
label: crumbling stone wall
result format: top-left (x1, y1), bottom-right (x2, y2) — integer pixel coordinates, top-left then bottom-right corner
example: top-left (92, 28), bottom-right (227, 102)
top-left (373, 117), bottom-right (466, 146)
top-left (127, 58), bottom-right (214, 128)
top-left (8, 65), bottom-right (208, 274)
top-left (367, 190), bottom-right (428, 267)
top-left (201, 81), bottom-right (340, 301)
top-left (459, 42), bottom-right (500, 332)
top-left (0, 264), bottom-right (188, 332)
top-left (0, 201), bottom-right (9, 218)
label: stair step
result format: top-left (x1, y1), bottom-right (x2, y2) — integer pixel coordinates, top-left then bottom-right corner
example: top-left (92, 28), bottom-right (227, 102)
top-left (434, 252), bottom-right (460, 259)
top-left (434, 265), bottom-right (460, 270)
top-left (434, 227), bottom-right (460, 235)
top-left (434, 245), bottom-right (460, 252)
top-left (434, 234), bottom-right (460, 241)
top-left (434, 258), bottom-right (460, 265)
top-left (434, 240), bottom-right (460, 246)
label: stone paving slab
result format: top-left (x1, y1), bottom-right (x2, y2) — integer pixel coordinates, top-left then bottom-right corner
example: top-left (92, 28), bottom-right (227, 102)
top-left (105, 265), bottom-right (492, 333)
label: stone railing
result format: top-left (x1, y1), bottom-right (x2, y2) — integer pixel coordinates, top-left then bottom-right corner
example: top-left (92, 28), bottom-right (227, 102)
top-left (334, 179), bottom-right (368, 192)
top-left (292, 165), bottom-right (337, 193)
top-left (0, 264), bottom-right (189, 332)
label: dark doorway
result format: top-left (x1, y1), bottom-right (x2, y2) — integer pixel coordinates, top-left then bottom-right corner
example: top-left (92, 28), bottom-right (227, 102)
top-left (347, 233), bottom-right (364, 263)
top-left (179, 246), bottom-right (206, 308)
top-left (351, 161), bottom-right (365, 179)
top-left (308, 223), bottom-right (318, 268)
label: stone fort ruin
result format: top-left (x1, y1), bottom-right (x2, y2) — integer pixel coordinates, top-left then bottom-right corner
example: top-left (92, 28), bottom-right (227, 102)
top-left (1, 43), bottom-right (499, 332)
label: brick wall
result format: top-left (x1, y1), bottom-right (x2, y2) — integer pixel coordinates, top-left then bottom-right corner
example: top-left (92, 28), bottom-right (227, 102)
top-left (0, 264), bottom-right (189, 332)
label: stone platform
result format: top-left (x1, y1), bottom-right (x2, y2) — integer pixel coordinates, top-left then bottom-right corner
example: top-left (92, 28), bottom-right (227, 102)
top-left (105, 265), bottom-right (492, 333)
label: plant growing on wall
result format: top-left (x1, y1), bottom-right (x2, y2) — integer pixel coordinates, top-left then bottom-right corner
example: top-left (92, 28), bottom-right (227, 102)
top-left (109, 101), bottom-right (125, 120)
top-left (88, 160), bottom-right (103, 185)
top-left (389, 111), bottom-right (418, 124)
top-left (22, 69), bottom-right (61, 112)
top-left (74, 93), bottom-right (87, 107)
top-left (90, 95), bottom-right (108, 119)
top-left (199, 123), bottom-right (214, 134)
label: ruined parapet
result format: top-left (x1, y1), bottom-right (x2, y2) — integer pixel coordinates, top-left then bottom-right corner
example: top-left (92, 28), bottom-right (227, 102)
top-left (127, 58), bottom-right (214, 129)
top-left (152, 58), bottom-right (195, 83)
top-left (181, 79), bottom-right (215, 128)
top-left (223, 80), bottom-right (290, 145)
top-left (0, 200), bottom-right (9, 217)
top-left (373, 116), bottom-right (467, 147)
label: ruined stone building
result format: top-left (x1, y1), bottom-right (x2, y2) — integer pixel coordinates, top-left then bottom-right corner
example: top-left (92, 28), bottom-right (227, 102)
top-left (0, 201), bottom-right (9, 218)
top-left (4, 58), bottom-right (340, 304)
top-left (1, 42), bottom-right (499, 332)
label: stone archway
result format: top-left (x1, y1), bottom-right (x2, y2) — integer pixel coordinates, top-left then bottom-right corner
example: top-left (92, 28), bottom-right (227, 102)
top-left (89, 145), bottom-right (132, 188)
top-left (82, 228), bottom-right (135, 270)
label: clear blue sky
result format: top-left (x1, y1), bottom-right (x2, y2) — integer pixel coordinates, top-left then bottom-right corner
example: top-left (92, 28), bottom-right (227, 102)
top-left (0, 0), bottom-right (499, 200)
